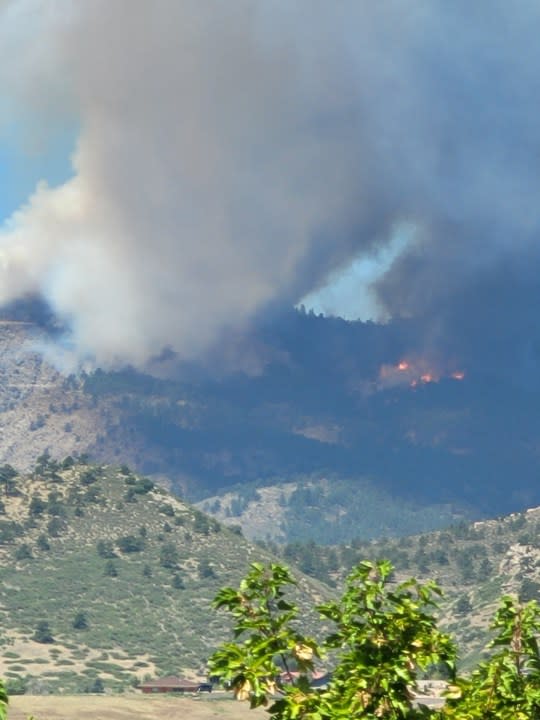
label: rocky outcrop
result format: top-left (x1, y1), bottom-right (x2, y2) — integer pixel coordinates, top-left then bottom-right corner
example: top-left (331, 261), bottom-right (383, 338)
top-left (0, 322), bottom-right (104, 469)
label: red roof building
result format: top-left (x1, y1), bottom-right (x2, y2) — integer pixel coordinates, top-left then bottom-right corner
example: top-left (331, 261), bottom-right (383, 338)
top-left (138, 675), bottom-right (212, 694)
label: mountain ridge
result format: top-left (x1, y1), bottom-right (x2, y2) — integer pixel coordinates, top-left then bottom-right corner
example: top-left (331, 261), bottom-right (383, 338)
top-left (1, 312), bottom-right (540, 545)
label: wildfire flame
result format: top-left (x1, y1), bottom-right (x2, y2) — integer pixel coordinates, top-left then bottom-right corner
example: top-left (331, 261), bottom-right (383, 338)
top-left (377, 359), bottom-right (465, 391)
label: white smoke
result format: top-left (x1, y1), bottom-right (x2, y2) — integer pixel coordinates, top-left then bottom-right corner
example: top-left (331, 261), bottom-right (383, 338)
top-left (1, 1), bottom-right (539, 369)
top-left (0, 0), bottom-right (379, 367)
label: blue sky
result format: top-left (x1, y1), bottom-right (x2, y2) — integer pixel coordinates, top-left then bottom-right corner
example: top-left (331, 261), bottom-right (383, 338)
top-left (300, 228), bottom-right (412, 321)
top-left (0, 126), bottom-right (75, 225)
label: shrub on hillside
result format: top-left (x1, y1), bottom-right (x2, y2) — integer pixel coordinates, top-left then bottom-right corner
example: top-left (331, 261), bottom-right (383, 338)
top-left (33, 621), bottom-right (54, 644)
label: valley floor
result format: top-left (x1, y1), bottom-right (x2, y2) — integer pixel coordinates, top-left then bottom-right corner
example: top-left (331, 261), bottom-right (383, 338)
top-left (8, 693), bottom-right (266, 720)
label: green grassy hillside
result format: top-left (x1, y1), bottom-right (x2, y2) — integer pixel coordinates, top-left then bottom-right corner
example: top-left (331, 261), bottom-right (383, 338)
top-left (0, 458), bottom-right (330, 694)
top-left (1, 453), bottom-right (537, 690)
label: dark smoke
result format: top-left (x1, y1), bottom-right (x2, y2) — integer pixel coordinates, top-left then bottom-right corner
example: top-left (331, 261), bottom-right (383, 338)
top-left (0, 1), bottom-right (538, 375)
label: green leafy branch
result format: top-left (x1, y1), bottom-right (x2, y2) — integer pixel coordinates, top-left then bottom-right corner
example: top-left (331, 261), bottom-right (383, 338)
top-left (210, 560), bottom-right (455, 719)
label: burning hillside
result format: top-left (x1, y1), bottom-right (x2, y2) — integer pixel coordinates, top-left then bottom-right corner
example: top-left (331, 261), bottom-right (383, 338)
top-left (377, 359), bottom-right (466, 391)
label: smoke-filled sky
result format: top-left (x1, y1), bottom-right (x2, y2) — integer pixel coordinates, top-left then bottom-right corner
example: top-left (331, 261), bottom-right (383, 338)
top-left (1, 0), bottom-right (540, 373)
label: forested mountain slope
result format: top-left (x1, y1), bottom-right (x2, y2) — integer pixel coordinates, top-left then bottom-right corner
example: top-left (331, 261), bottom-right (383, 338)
top-left (2, 311), bottom-right (540, 546)
top-left (270, 505), bottom-right (540, 668)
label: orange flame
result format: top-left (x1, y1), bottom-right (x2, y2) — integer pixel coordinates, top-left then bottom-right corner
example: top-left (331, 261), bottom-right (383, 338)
top-left (377, 358), bottom-right (466, 391)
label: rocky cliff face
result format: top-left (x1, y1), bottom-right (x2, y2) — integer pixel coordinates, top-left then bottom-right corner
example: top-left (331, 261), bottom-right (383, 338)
top-left (0, 322), bottom-right (104, 469)
top-left (0, 322), bottom-right (191, 489)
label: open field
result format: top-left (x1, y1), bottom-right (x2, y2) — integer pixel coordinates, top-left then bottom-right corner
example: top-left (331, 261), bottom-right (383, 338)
top-left (8, 693), bottom-right (266, 720)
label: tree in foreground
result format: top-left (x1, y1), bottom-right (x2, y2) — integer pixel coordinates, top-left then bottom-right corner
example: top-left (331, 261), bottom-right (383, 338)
top-left (441, 596), bottom-right (540, 719)
top-left (0, 679), bottom-right (6, 720)
top-left (209, 560), bottom-right (455, 719)
top-left (210, 560), bottom-right (540, 719)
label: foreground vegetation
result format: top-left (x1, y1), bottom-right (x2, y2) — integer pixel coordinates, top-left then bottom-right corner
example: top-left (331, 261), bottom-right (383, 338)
top-left (211, 560), bottom-right (540, 719)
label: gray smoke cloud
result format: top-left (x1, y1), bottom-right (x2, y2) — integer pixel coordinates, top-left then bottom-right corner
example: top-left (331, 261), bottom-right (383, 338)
top-left (0, 1), bottom-right (539, 371)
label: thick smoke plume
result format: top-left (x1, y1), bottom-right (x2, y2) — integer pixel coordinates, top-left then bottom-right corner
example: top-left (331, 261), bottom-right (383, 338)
top-left (1, 1), bottom-right (540, 372)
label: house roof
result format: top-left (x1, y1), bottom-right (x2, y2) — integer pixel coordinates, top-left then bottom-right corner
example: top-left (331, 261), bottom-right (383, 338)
top-left (279, 670), bottom-right (328, 681)
top-left (138, 675), bottom-right (202, 689)
top-left (278, 670), bottom-right (331, 687)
